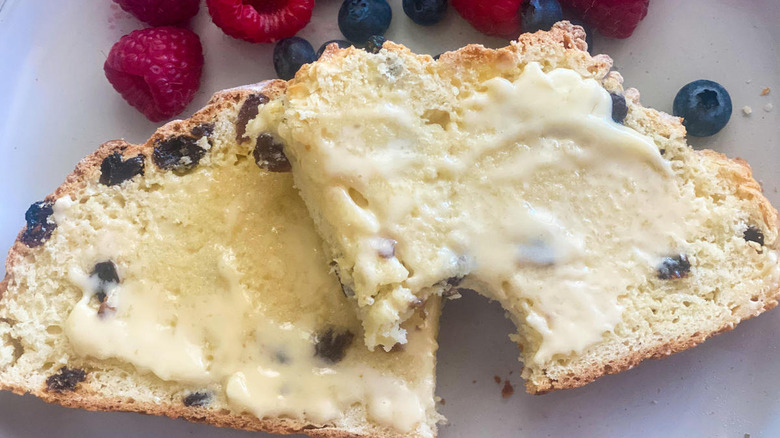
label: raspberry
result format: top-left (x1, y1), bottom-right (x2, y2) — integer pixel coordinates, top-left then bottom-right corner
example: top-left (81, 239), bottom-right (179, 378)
top-left (560, 0), bottom-right (649, 38)
top-left (113, 0), bottom-right (199, 26)
top-left (451, 0), bottom-right (523, 39)
top-left (104, 28), bottom-right (204, 122)
top-left (206, 0), bottom-right (314, 43)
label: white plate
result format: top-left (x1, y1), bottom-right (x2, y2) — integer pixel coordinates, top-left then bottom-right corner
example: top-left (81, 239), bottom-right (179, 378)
top-left (0, 1), bottom-right (778, 437)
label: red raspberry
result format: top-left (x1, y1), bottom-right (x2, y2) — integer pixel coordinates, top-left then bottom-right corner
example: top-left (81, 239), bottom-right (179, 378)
top-left (206, 0), bottom-right (314, 44)
top-left (113, 0), bottom-right (200, 26)
top-left (104, 27), bottom-right (204, 122)
top-left (451, 0), bottom-right (523, 39)
top-left (560, 0), bottom-right (649, 38)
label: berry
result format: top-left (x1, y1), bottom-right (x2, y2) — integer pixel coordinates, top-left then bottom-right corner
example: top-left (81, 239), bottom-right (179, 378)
top-left (113, 0), bottom-right (199, 26)
top-left (316, 39), bottom-right (353, 58)
top-left (99, 152), bottom-right (145, 186)
top-left (521, 0), bottom-right (563, 34)
top-left (104, 28), bottom-right (203, 122)
top-left (744, 226), bottom-right (764, 246)
top-left (206, 0), bottom-right (314, 43)
top-left (254, 132), bottom-right (292, 172)
top-left (609, 92), bottom-right (628, 123)
top-left (673, 80), bottom-right (732, 137)
top-left (559, 0), bottom-right (648, 39)
top-left (657, 254), bottom-right (691, 280)
top-left (451, 0), bottom-right (523, 38)
top-left (364, 35), bottom-right (386, 54)
top-left (273, 36), bottom-right (316, 80)
top-left (338, 0), bottom-right (392, 44)
top-left (21, 201), bottom-right (56, 248)
top-left (315, 328), bottom-right (355, 363)
top-left (402, 0), bottom-right (448, 26)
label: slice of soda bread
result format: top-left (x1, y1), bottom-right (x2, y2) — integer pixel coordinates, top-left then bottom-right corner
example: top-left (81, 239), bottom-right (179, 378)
top-left (0, 80), bottom-right (442, 437)
top-left (268, 22), bottom-right (780, 393)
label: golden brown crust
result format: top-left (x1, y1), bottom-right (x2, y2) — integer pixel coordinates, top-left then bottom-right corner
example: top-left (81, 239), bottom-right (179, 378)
top-left (0, 80), bottom-right (390, 438)
top-left (528, 290), bottom-right (780, 394)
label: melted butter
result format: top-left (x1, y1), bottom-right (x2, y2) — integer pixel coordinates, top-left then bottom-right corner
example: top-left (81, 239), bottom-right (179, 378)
top-left (58, 154), bottom-right (437, 434)
top-left (280, 61), bottom-right (697, 361)
top-left (451, 64), bottom-right (694, 362)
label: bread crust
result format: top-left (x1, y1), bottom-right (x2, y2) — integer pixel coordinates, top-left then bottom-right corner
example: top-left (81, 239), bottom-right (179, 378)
top-left (0, 79), bottom-right (415, 438)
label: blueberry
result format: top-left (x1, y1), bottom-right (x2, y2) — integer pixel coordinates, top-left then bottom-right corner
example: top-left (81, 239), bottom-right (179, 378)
top-left (254, 132), bottom-right (291, 172)
top-left (744, 226), bottom-right (764, 246)
top-left (521, 0), bottom-right (563, 34)
top-left (153, 135), bottom-right (207, 172)
top-left (402, 0), bottom-right (447, 26)
top-left (183, 392), bottom-right (211, 407)
top-left (99, 152), bottom-right (145, 186)
top-left (657, 254), bottom-right (691, 280)
top-left (46, 367), bottom-right (86, 393)
top-left (273, 37), bottom-right (316, 81)
top-left (673, 80), bottom-right (732, 137)
top-left (610, 92), bottom-right (628, 124)
top-left (314, 328), bottom-right (355, 363)
top-left (364, 35), bottom-right (386, 54)
top-left (567, 17), bottom-right (594, 53)
top-left (338, 0), bottom-right (392, 44)
top-left (316, 39), bottom-right (352, 59)
top-left (21, 201), bottom-right (57, 247)
top-left (235, 94), bottom-right (270, 142)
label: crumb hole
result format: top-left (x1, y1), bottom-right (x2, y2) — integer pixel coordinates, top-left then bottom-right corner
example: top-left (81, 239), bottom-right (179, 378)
top-left (501, 281), bottom-right (512, 295)
top-left (347, 187), bottom-right (369, 209)
top-left (422, 109), bottom-right (451, 129)
top-left (3, 335), bottom-right (24, 366)
top-left (46, 326), bottom-right (62, 335)
top-left (234, 154), bottom-right (248, 165)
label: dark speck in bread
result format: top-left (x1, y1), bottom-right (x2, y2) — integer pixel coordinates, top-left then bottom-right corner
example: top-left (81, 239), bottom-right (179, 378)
top-left (46, 367), bottom-right (86, 392)
top-left (21, 201), bottom-right (57, 248)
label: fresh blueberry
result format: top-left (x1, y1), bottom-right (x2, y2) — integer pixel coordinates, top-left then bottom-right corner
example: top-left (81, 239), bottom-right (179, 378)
top-left (673, 80), bottom-right (732, 137)
top-left (610, 92), bottom-right (628, 123)
top-left (273, 37), bottom-right (316, 81)
top-left (567, 17), bottom-right (594, 53)
top-left (338, 0), bottom-right (392, 44)
top-left (316, 39), bottom-right (353, 58)
top-left (521, 0), bottom-right (563, 34)
top-left (402, 0), bottom-right (447, 26)
top-left (364, 35), bottom-right (386, 54)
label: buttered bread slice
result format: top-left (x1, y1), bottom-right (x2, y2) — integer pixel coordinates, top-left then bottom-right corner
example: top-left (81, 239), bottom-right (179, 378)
top-left (0, 82), bottom-right (441, 437)
top-left (268, 22), bottom-right (780, 393)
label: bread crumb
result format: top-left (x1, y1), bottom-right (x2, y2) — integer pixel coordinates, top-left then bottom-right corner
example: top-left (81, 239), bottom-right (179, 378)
top-left (764, 103), bottom-right (774, 112)
top-left (440, 398), bottom-right (446, 405)
top-left (494, 375), bottom-right (501, 384)
top-left (761, 87), bottom-right (770, 96)
top-left (472, 380), bottom-right (477, 384)
top-left (742, 106), bottom-right (752, 115)
top-left (746, 79), bottom-right (752, 84)
top-left (501, 380), bottom-right (514, 398)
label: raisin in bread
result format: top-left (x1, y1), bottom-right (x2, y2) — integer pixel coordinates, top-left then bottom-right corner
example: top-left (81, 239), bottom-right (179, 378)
top-left (0, 81), bottom-right (442, 437)
top-left (265, 22), bottom-right (780, 393)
